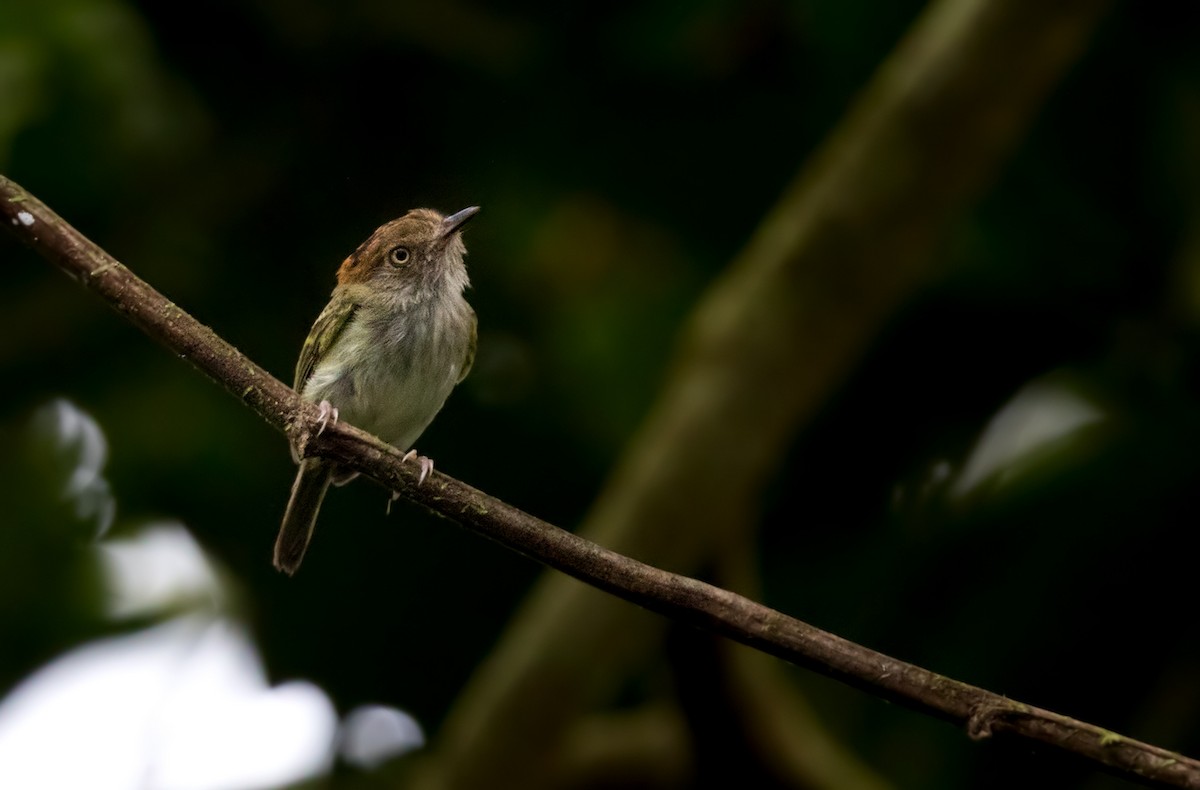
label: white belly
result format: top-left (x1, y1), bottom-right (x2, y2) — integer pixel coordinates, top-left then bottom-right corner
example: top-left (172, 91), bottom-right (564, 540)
top-left (302, 300), bottom-right (469, 451)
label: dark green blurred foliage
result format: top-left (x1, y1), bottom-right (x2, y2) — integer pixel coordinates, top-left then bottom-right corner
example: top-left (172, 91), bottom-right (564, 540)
top-left (3, 0), bottom-right (1200, 788)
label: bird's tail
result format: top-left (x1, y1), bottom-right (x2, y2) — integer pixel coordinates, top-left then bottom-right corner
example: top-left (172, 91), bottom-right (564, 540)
top-left (274, 458), bottom-right (334, 575)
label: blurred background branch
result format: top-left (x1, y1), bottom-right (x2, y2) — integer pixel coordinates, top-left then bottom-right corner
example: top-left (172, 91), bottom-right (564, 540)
top-left (417, 0), bottom-right (1112, 788)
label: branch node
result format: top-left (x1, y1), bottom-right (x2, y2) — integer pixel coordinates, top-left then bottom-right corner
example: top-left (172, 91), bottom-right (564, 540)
top-left (966, 701), bottom-right (1029, 741)
top-left (283, 409), bottom-right (313, 457)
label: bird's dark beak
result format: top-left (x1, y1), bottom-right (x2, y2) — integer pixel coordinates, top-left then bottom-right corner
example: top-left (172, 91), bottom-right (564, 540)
top-left (441, 206), bottom-right (480, 237)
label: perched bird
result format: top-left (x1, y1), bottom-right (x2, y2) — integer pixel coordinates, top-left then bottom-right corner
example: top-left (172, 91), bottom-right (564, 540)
top-left (274, 207), bottom-right (479, 575)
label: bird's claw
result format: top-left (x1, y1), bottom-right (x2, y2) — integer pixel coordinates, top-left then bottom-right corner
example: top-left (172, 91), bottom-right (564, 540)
top-left (386, 452), bottom-right (434, 513)
top-left (315, 400), bottom-right (339, 435)
top-left (401, 449), bottom-right (434, 486)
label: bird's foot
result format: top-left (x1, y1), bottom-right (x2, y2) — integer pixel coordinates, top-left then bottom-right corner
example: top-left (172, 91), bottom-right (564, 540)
top-left (388, 451), bottom-right (433, 512)
top-left (315, 400), bottom-right (339, 435)
top-left (401, 449), bottom-right (434, 485)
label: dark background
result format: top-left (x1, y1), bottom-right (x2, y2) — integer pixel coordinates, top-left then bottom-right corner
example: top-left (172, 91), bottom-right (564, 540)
top-left (3, 1), bottom-right (1200, 788)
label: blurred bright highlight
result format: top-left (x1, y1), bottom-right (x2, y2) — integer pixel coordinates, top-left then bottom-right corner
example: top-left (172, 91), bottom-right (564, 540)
top-left (339, 704), bottom-right (426, 769)
top-left (953, 375), bottom-right (1106, 497)
top-left (0, 616), bottom-right (337, 790)
top-left (99, 521), bottom-right (225, 619)
top-left (0, 400), bottom-right (423, 788)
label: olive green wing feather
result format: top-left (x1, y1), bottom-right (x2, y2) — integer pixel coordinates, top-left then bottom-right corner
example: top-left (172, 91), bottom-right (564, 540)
top-left (457, 308), bottom-right (477, 385)
top-left (294, 298), bottom-right (359, 392)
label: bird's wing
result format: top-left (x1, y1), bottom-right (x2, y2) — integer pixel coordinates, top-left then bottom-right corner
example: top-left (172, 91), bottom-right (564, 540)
top-left (294, 298), bottom-right (359, 392)
top-left (457, 307), bottom-right (477, 385)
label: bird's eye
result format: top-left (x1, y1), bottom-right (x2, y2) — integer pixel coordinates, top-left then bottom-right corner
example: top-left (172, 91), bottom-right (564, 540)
top-left (388, 246), bottom-right (411, 266)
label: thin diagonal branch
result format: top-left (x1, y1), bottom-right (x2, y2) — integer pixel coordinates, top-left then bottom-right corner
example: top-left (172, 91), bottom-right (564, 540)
top-left (3, 175), bottom-right (1199, 788)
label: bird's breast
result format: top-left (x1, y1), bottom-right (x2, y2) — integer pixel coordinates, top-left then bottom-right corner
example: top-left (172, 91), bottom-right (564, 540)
top-left (302, 295), bottom-right (471, 451)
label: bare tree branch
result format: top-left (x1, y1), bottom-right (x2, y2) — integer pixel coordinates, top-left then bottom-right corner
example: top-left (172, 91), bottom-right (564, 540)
top-left (3, 172), bottom-right (1198, 788)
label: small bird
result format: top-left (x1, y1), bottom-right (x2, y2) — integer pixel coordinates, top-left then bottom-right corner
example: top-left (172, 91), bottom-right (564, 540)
top-left (274, 206), bottom-right (479, 575)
